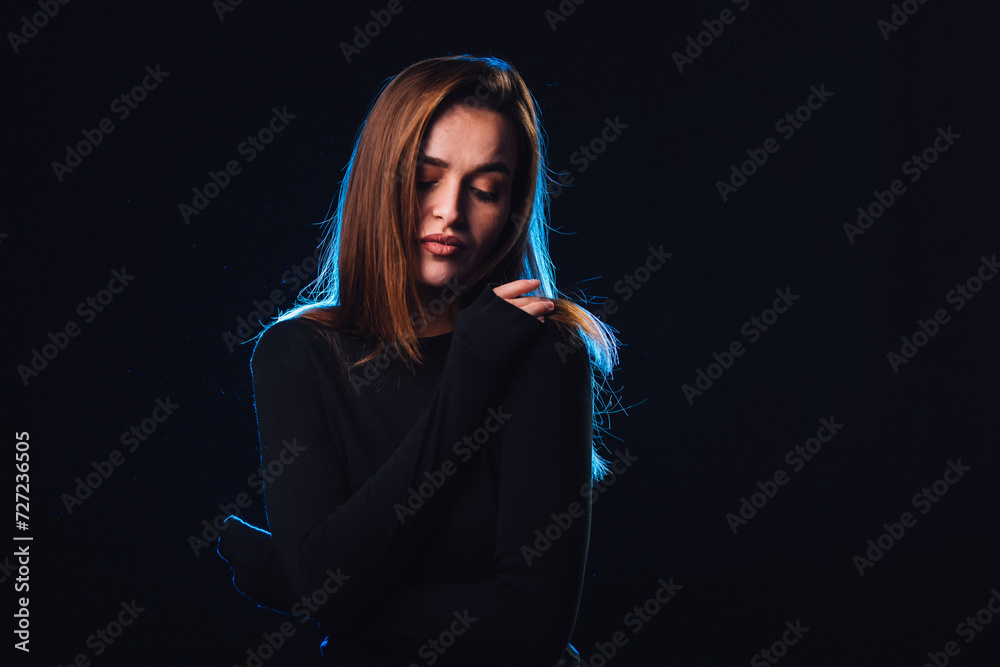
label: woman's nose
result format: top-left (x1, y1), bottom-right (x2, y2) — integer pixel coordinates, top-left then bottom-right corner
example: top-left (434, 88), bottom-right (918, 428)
top-left (431, 181), bottom-right (463, 224)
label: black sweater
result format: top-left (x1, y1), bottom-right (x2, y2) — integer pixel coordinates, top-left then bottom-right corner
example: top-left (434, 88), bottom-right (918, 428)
top-left (218, 285), bottom-right (593, 666)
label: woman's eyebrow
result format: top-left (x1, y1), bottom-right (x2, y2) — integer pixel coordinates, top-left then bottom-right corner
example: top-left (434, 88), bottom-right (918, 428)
top-left (417, 152), bottom-right (511, 176)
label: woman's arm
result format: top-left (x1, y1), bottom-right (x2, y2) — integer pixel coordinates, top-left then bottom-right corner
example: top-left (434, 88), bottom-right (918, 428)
top-left (218, 285), bottom-right (547, 626)
top-left (368, 320), bottom-right (595, 667)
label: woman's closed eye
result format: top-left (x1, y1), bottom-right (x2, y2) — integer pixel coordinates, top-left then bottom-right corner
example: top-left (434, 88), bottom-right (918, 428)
top-left (472, 187), bottom-right (500, 203)
top-left (416, 180), bottom-right (501, 203)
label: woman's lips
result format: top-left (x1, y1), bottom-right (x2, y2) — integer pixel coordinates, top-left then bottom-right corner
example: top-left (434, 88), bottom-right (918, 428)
top-left (420, 234), bottom-right (465, 257)
top-left (422, 242), bottom-right (462, 256)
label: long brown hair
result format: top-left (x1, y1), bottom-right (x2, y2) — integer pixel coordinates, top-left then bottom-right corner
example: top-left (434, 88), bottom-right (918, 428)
top-left (271, 54), bottom-right (622, 477)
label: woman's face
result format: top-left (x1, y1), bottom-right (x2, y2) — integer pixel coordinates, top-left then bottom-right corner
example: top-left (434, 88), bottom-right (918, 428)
top-left (413, 102), bottom-right (518, 296)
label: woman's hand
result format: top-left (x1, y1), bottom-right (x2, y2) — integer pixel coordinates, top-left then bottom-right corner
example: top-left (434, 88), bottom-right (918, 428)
top-left (492, 279), bottom-right (554, 323)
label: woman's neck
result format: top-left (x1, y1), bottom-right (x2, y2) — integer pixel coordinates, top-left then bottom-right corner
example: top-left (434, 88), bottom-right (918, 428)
top-left (414, 282), bottom-right (461, 337)
top-left (415, 313), bottom-right (455, 338)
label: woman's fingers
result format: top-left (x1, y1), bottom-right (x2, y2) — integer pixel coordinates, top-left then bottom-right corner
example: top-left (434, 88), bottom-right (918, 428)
top-left (492, 279), bottom-right (554, 321)
top-left (509, 297), bottom-right (554, 318)
top-left (491, 278), bottom-right (541, 300)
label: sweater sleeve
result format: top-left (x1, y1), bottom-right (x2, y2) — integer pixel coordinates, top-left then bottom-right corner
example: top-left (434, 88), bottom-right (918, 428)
top-left (217, 285), bottom-right (546, 627)
top-left (367, 321), bottom-right (595, 667)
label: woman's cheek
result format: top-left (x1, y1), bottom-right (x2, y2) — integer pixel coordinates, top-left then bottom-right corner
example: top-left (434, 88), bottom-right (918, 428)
top-left (478, 218), bottom-right (505, 259)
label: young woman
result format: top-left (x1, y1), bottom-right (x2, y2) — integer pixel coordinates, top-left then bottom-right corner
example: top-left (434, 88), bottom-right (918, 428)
top-left (218, 54), bottom-right (619, 667)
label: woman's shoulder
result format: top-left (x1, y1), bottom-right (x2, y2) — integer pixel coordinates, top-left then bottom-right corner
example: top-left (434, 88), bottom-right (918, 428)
top-left (251, 307), bottom-right (346, 366)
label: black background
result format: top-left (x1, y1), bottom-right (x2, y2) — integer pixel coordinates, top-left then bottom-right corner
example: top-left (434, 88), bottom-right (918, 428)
top-left (5, 0), bottom-right (999, 665)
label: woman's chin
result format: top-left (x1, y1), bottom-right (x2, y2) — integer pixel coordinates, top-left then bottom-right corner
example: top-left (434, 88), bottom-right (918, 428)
top-left (417, 270), bottom-right (468, 292)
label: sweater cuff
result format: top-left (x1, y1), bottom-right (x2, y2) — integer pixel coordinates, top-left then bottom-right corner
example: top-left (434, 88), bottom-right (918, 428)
top-left (451, 283), bottom-right (544, 365)
top-left (218, 516), bottom-right (299, 612)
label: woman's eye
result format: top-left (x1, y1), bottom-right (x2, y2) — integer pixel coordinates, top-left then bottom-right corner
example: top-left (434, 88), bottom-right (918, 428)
top-left (473, 188), bottom-right (500, 203)
top-left (416, 180), bottom-right (500, 203)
